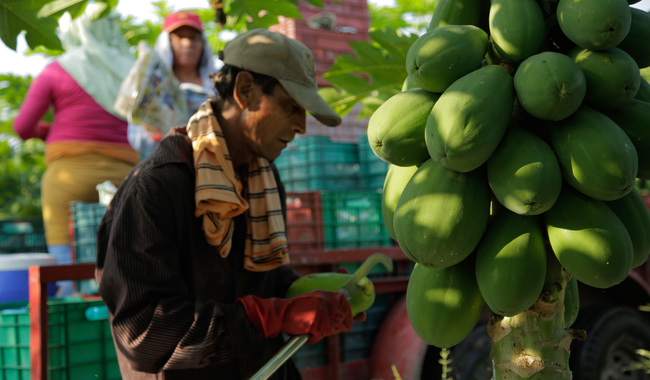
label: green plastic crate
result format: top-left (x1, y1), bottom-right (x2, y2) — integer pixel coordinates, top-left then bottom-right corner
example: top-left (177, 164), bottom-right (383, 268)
top-left (68, 202), bottom-right (107, 295)
top-left (0, 297), bottom-right (119, 380)
top-left (320, 191), bottom-right (393, 249)
top-left (340, 294), bottom-right (391, 362)
top-left (357, 135), bottom-right (389, 192)
top-left (0, 219), bottom-right (47, 254)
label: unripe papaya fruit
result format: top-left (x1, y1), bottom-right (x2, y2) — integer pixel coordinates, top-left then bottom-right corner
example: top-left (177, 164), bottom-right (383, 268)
top-left (394, 159), bottom-right (490, 268)
top-left (367, 89), bottom-right (440, 167)
top-left (616, 7), bottom-right (650, 68)
top-left (564, 276), bottom-right (579, 327)
top-left (286, 272), bottom-right (375, 316)
top-left (514, 51), bottom-right (586, 121)
top-left (488, 0), bottom-right (545, 63)
top-left (487, 128), bottom-right (562, 215)
top-left (475, 210), bottom-right (547, 317)
top-left (406, 260), bottom-right (486, 348)
top-left (382, 164), bottom-right (418, 240)
top-left (428, 0), bottom-right (487, 30)
top-left (545, 186), bottom-right (634, 289)
top-left (549, 107), bottom-right (638, 201)
top-left (568, 47), bottom-right (640, 111)
top-left (604, 188), bottom-right (650, 268)
top-left (605, 99), bottom-right (650, 179)
top-left (426, 65), bottom-right (514, 173)
top-left (405, 25), bottom-right (488, 94)
top-left (557, 0), bottom-right (631, 51)
top-left (636, 78), bottom-right (650, 102)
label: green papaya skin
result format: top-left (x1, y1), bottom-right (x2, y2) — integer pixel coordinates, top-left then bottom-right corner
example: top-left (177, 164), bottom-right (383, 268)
top-left (514, 51), bottom-right (586, 121)
top-left (428, 0), bottom-right (487, 30)
top-left (406, 260), bottom-right (486, 348)
top-left (557, 0), bottom-right (631, 51)
top-left (405, 25), bottom-right (488, 94)
top-left (564, 276), bottom-right (579, 327)
top-left (367, 89), bottom-right (440, 167)
top-left (636, 78), bottom-right (650, 102)
top-left (549, 107), bottom-right (638, 201)
top-left (426, 65), bottom-right (514, 173)
top-left (382, 164), bottom-right (419, 240)
top-left (394, 159), bottom-right (491, 268)
top-left (475, 210), bottom-right (547, 317)
top-left (488, 0), bottom-right (546, 63)
top-left (568, 47), bottom-right (640, 111)
top-left (616, 7), bottom-right (650, 68)
top-left (604, 188), bottom-right (650, 268)
top-left (487, 128), bottom-right (562, 216)
top-left (545, 186), bottom-right (634, 289)
top-left (286, 272), bottom-right (375, 316)
top-left (605, 99), bottom-right (650, 179)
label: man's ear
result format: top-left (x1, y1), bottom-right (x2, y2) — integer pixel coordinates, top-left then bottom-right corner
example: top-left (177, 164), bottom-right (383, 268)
top-left (233, 71), bottom-right (256, 109)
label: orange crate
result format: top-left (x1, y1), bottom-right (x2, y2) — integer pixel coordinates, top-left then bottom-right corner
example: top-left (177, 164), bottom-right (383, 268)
top-left (286, 192), bottom-right (324, 253)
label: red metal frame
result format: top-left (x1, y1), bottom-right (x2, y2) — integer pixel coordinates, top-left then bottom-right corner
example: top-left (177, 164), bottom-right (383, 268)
top-left (28, 263), bottom-right (96, 380)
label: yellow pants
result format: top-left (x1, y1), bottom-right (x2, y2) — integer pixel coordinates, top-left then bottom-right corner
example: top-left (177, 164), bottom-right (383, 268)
top-left (41, 153), bottom-right (135, 245)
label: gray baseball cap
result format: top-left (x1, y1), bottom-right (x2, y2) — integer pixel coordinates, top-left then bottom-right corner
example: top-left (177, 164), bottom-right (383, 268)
top-left (220, 28), bottom-right (342, 127)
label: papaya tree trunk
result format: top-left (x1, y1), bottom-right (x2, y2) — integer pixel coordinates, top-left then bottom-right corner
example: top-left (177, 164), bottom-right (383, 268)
top-left (487, 253), bottom-right (583, 379)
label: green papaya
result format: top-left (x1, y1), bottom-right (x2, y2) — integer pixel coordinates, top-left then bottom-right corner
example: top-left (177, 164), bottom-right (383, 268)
top-left (636, 78), bottom-right (650, 102)
top-left (556, 0), bottom-right (631, 51)
top-left (406, 260), bottom-right (486, 348)
top-left (568, 47), bottom-right (641, 111)
top-left (549, 107), bottom-right (638, 201)
top-left (405, 25), bottom-right (488, 94)
top-left (286, 272), bottom-right (374, 316)
top-left (428, 0), bottom-right (487, 30)
top-left (564, 276), bottom-right (579, 327)
top-left (545, 186), bottom-right (634, 289)
top-left (488, 0), bottom-right (546, 63)
top-left (604, 188), bottom-right (650, 268)
top-left (401, 75), bottom-right (420, 91)
top-left (487, 128), bottom-right (562, 215)
top-left (394, 159), bottom-right (490, 268)
top-left (617, 7), bottom-right (650, 68)
top-left (382, 164), bottom-right (419, 240)
top-left (605, 99), bottom-right (650, 179)
top-left (367, 89), bottom-right (440, 167)
top-left (426, 65), bottom-right (514, 173)
top-left (514, 51), bottom-right (586, 121)
top-left (475, 210), bottom-right (547, 317)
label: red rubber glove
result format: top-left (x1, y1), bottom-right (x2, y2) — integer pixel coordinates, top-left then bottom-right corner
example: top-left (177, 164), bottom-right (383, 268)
top-left (238, 290), bottom-right (354, 344)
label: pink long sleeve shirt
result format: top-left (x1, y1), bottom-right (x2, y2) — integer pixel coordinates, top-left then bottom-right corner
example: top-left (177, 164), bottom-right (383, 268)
top-left (13, 61), bottom-right (131, 146)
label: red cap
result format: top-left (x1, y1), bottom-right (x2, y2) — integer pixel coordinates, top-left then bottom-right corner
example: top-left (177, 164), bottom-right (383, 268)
top-left (163, 11), bottom-right (203, 33)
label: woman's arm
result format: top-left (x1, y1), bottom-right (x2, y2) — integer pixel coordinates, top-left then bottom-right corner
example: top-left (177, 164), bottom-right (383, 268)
top-left (13, 64), bottom-right (55, 141)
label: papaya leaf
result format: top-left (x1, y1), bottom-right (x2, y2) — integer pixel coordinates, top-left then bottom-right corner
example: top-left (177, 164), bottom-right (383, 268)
top-left (0, 0), bottom-right (64, 50)
top-left (321, 28), bottom-right (417, 118)
top-left (222, 0), bottom-right (304, 30)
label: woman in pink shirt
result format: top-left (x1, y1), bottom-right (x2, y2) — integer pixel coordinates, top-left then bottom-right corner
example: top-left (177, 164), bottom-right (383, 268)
top-left (13, 7), bottom-right (138, 295)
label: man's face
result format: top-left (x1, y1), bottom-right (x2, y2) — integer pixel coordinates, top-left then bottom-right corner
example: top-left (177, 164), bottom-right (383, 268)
top-left (242, 84), bottom-right (306, 161)
top-left (169, 26), bottom-right (204, 71)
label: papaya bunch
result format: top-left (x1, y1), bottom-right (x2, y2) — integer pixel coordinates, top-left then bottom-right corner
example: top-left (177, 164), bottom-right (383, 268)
top-left (368, 0), bottom-right (650, 363)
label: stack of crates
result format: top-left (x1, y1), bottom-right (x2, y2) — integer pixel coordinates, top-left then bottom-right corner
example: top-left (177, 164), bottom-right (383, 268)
top-left (0, 297), bottom-right (119, 379)
top-left (68, 202), bottom-right (107, 295)
top-left (0, 219), bottom-right (47, 254)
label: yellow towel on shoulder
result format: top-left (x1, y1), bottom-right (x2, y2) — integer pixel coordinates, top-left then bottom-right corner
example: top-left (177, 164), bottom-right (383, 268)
top-left (187, 100), bottom-right (289, 272)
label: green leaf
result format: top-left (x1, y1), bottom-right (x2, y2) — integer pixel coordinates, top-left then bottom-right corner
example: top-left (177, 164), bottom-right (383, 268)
top-left (321, 28), bottom-right (417, 118)
top-left (0, 0), bottom-right (64, 50)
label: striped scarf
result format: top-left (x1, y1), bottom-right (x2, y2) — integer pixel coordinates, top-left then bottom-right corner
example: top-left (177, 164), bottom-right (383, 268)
top-left (187, 100), bottom-right (289, 272)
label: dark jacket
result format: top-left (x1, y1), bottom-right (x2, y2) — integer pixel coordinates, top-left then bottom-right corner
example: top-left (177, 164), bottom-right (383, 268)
top-left (96, 129), bottom-right (301, 379)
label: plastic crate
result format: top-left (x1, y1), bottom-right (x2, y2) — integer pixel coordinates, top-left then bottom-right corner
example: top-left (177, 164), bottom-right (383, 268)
top-left (291, 339), bottom-right (327, 369)
top-left (0, 297), bottom-right (119, 380)
top-left (0, 219), bottom-right (47, 254)
top-left (68, 202), bottom-right (107, 295)
top-left (276, 136), bottom-right (360, 192)
top-left (320, 191), bottom-right (393, 249)
top-left (286, 192), bottom-right (324, 253)
top-left (357, 135), bottom-right (389, 191)
top-left (340, 294), bottom-right (391, 362)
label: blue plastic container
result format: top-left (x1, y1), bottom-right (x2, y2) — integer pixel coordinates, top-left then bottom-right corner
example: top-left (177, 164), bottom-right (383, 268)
top-left (0, 254), bottom-right (57, 303)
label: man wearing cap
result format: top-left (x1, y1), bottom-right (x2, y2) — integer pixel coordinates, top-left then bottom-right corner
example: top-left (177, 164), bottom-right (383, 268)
top-left (96, 29), bottom-right (349, 379)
